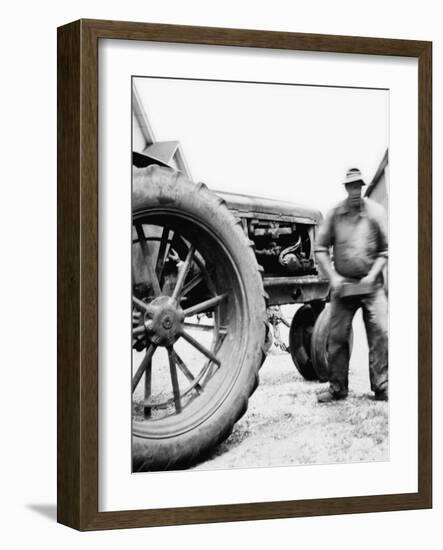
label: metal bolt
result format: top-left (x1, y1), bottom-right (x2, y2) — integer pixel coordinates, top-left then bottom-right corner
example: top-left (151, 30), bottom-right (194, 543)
top-left (162, 316), bottom-right (173, 329)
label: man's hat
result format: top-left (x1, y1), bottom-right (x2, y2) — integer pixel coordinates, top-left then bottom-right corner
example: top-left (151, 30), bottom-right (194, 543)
top-left (342, 168), bottom-right (366, 186)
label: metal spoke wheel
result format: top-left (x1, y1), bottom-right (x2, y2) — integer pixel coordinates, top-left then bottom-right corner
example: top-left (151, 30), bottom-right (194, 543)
top-left (131, 165), bottom-right (267, 471)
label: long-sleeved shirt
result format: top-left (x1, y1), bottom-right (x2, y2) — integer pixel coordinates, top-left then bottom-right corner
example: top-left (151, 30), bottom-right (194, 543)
top-left (315, 197), bottom-right (388, 279)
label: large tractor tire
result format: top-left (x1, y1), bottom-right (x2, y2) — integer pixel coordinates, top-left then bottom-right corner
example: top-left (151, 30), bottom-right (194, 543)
top-left (131, 165), bottom-right (267, 471)
top-left (288, 302), bottom-right (325, 381)
top-left (310, 303), bottom-right (354, 382)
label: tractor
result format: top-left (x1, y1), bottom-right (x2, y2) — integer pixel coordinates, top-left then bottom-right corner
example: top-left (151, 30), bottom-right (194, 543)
top-left (131, 86), bottom-right (351, 471)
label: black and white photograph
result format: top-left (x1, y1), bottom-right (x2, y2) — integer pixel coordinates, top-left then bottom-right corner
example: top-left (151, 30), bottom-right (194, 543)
top-left (131, 76), bottom-right (390, 473)
top-left (1, 0), bottom-right (437, 542)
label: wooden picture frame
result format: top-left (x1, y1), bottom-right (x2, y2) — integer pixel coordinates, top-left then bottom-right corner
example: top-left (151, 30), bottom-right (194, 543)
top-left (57, 19), bottom-right (432, 530)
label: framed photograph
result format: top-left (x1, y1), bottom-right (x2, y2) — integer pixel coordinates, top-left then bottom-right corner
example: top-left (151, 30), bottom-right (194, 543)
top-left (57, 19), bottom-right (432, 530)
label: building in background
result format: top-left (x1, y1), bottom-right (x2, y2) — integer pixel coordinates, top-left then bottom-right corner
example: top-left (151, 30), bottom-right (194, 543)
top-left (365, 149), bottom-right (389, 211)
top-left (365, 149), bottom-right (389, 293)
top-left (132, 84), bottom-right (191, 177)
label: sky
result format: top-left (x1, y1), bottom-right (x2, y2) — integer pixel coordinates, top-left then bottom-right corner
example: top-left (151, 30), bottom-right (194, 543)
top-left (134, 77), bottom-right (389, 215)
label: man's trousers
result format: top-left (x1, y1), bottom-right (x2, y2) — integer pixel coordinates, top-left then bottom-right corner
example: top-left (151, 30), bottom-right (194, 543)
top-left (328, 285), bottom-right (388, 396)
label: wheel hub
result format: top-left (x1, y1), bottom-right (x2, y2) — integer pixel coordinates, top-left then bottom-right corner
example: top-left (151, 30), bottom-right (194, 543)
top-left (144, 295), bottom-right (185, 347)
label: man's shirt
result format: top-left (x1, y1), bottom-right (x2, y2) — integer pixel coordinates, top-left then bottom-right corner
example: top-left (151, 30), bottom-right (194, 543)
top-left (315, 198), bottom-right (388, 279)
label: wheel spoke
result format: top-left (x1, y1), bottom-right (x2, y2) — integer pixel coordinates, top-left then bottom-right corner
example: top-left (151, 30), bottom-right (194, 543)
top-left (133, 325), bottom-right (146, 336)
top-left (181, 271), bottom-right (204, 297)
top-left (183, 294), bottom-right (228, 318)
top-left (167, 347), bottom-right (182, 413)
top-left (142, 355), bottom-right (208, 408)
top-left (183, 322), bottom-right (226, 333)
top-left (195, 258), bottom-right (217, 295)
top-left (132, 295), bottom-right (149, 312)
top-left (171, 244), bottom-right (195, 302)
top-left (143, 354), bottom-right (152, 419)
top-left (155, 226), bottom-right (170, 281)
top-left (172, 350), bottom-right (202, 394)
top-left (177, 236), bottom-right (217, 296)
top-left (135, 224), bottom-right (161, 297)
top-left (202, 331), bottom-right (227, 382)
top-left (132, 309), bottom-right (141, 326)
top-left (132, 345), bottom-right (156, 392)
top-left (179, 329), bottom-right (221, 366)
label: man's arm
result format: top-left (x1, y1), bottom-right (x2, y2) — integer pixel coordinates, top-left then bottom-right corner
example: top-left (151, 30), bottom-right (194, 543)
top-left (316, 250), bottom-right (345, 292)
top-left (360, 201), bottom-right (388, 285)
top-left (314, 209), bottom-right (344, 293)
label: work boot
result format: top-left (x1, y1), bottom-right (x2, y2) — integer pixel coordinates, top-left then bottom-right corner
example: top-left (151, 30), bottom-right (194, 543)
top-left (317, 389), bottom-right (347, 403)
top-left (374, 389), bottom-right (388, 401)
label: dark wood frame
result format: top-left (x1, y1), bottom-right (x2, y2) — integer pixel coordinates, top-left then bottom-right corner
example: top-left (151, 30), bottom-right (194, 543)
top-left (57, 19), bottom-right (432, 531)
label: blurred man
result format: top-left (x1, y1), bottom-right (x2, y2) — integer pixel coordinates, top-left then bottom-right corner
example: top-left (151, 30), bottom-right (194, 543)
top-left (315, 168), bottom-right (388, 402)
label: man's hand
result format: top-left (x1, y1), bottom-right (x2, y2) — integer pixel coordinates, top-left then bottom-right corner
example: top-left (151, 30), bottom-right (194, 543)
top-left (315, 250), bottom-right (346, 295)
top-left (359, 257), bottom-right (387, 288)
top-left (359, 273), bottom-right (376, 287)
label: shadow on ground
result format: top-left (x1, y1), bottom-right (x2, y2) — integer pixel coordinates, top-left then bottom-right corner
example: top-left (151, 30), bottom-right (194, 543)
top-left (26, 504), bottom-right (57, 522)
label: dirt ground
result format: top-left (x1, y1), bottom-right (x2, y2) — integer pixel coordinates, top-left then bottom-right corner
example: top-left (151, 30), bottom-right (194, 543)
top-left (191, 308), bottom-right (389, 471)
top-left (133, 307), bottom-right (389, 471)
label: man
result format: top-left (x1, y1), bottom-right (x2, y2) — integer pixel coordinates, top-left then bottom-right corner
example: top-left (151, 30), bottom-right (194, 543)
top-left (315, 168), bottom-right (388, 403)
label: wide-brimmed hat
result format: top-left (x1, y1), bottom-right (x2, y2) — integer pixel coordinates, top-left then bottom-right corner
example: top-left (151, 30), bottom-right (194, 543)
top-left (342, 168), bottom-right (366, 186)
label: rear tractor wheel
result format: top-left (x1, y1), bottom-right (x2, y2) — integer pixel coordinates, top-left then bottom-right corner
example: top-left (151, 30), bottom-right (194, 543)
top-left (131, 165), bottom-right (267, 471)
